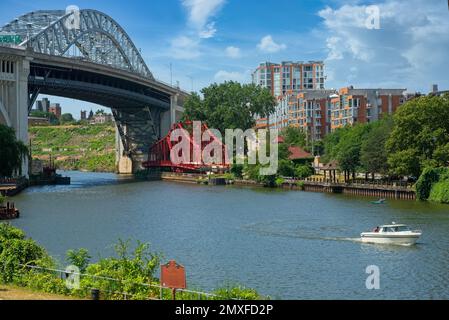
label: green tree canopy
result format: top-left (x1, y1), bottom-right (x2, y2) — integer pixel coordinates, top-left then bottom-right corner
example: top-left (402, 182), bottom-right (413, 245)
top-left (60, 113), bottom-right (75, 124)
top-left (323, 124), bottom-right (370, 175)
top-left (182, 81), bottom-right (276, 133)
top-left (386, 94), bottom-right (449, 177)
top-left (280, 126), bottom-right (306, 147)
top-left (360, 117), bottom-right (393, 175)
top-left (0, 124), bottom-right (28, 177)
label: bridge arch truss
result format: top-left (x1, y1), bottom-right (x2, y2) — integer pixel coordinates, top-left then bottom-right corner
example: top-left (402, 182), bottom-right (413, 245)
top-left (1, 9), bottom-right (153, 79)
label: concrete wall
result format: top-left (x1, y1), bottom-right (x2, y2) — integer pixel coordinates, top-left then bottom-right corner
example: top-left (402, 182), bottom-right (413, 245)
top-left (0, 54), bottom-right (30, 177)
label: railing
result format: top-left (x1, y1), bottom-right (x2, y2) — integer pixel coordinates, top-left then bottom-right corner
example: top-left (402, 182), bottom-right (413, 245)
top-left (5, 262), bottom-right (224, 301)
top-left (284, 176), bottom-right (414, 190)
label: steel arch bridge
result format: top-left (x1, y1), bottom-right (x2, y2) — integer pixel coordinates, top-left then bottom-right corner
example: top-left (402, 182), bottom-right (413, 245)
top-left (1, 9), bottom-right (153, 78)
top-left (0, 9), bottom-right (187, 174)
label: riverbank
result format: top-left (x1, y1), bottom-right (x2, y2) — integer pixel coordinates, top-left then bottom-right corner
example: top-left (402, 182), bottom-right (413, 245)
top-left (157, 172), bottom-right (416, 200)
top-left (29, 124), bottom-right (116, 173)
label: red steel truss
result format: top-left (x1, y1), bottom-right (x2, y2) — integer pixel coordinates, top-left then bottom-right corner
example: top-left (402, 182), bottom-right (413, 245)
top-left (143, 121), bottom-right (230, 172)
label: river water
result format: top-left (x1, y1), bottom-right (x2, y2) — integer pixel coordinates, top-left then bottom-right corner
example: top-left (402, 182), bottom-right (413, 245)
top-left (9, 171), bottom-right (449, 299)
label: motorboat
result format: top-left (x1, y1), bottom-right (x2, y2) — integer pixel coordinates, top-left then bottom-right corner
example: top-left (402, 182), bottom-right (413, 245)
top-left (361, 223), bottom-right (421, 245)
top-left (371, 198), bottom-right (386, 204)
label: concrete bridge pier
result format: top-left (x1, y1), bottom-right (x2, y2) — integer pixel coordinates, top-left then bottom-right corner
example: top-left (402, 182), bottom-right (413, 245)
top-left (0, 54), bottom-right (30, 177)
top-left (115, 92), bottom-right (185, 174)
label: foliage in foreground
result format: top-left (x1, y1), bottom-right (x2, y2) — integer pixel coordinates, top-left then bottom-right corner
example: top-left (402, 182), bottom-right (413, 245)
top-left (416, 167), bottom-right (449, 203)
top-left (0, 224), bottom-right (265, 300)
top-left (0, 124), bottom-right (28, 177)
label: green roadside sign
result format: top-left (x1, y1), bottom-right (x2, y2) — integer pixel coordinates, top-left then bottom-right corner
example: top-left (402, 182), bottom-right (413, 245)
top-left (0, 35), bottom-right (22, 44)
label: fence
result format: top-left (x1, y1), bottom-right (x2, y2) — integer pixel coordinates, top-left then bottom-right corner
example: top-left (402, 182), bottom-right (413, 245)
top-left (5, 262), bottom-right (222, 300)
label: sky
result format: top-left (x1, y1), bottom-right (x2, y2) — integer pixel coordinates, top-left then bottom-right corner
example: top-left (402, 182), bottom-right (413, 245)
top-left (1, 0), bottom-right (448, 118)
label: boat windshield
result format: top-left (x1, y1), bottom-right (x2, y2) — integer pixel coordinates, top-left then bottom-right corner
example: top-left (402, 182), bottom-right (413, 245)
top-left (383, 226), bottom-right (411, 232)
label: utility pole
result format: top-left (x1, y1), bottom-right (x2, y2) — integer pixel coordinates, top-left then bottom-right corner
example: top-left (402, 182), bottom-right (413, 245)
top-left (169, 63), bottom-right (173, 86)
top-left (312, 99), bottom-right (316, 156)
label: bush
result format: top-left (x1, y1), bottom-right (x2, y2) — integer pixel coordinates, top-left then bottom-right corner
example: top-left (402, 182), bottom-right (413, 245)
top-left (295, 165), bottom-right (314, 179)
top-left (0, 194), bottom-right (5, 206)
top-left (213, 284), bottom-right (266, 300)
top-left (66, 248), bottom-right (91, 273)
top-left (416, 167), bottom-right (448, 200)
top-left (296, 181), bottom-right (305, 190)
top-left (275, 177), bottom-right (285, 187)
top-left (0, 224), bottom-right (48, 283)
top-left (429, 180), bottom-right (449, 204)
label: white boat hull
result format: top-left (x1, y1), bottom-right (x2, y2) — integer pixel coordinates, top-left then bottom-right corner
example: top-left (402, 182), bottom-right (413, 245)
top-left (360, 232), bottom-right (421, 246)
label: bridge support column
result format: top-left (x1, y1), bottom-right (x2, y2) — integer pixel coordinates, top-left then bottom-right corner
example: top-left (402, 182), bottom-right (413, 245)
top-left (115, 125), bottom-right (133, 174)
top-left (160, 93), bottom-right (185, 137)
top-left (0, 54), bottom-right (30, 177)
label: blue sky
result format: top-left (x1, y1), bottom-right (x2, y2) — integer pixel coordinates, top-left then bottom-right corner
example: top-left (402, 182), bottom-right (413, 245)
top-left (1, 0), bottom-right (448, 117)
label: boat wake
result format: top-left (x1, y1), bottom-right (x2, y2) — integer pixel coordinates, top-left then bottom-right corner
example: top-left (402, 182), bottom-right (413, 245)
top-left (241, 224), bottom-right (363, 243)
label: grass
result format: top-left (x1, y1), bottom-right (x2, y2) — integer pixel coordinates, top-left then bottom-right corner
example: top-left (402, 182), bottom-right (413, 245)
top-left (29, 124), bottom-right (116, 172)
top-left (0, 284), bottom-right (80, 300)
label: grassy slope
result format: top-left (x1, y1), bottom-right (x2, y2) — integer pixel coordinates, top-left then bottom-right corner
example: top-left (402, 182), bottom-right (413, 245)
top-left (29, 124), bottom-right (116, 172)
top-left (0, 285), bottom-right (79, 300)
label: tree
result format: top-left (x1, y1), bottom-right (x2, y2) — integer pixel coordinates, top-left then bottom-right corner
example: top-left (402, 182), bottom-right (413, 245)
top-left (281, 126), bottom-right (306, 147)
top-left (386, 94), bottom-right (449, 177)
top-left (60, 113), bottom-right (75, 124)
top-left (295, 164), bottom-right (314, 179)
top-left (0, 124), bottom-right (28, 177)
top-left (360, 117), bottom-right (392, 177)
top-left (324, 124), bottom-right (370, 181)
top-left (182, 81), bottom-right (276, 133)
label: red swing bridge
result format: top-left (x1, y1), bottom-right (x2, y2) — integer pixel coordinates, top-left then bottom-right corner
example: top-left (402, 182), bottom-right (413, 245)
top-left (142, 121), bottom-right (230, 173)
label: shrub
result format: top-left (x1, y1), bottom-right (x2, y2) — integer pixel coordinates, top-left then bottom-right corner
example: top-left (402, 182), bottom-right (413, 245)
top-left (416, 167), bottom-right (448, 200)
top-left (66, 248), bottom-right (91, 273)
top-left (0, 224), bottom-right (48, 283)
top-left (429, 181), bottom-right (449, 204)
top-left (213, 284), bottom-right (266, 300)
top-left (275, 177), bottom-right (285, 187)
top-left (295, 165), bottom-right (314, 179)
top-left (296, 181), bottom-right (305, 190)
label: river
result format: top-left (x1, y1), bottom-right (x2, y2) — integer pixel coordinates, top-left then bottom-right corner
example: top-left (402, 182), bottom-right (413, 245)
top-left (9, 171), bottom-right (449, 299)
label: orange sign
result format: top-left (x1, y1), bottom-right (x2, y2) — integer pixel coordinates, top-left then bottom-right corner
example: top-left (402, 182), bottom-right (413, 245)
top-left (160, 260), bottom-right (186, 289)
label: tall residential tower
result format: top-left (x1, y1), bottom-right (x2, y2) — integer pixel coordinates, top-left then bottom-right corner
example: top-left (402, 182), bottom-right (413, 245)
top-left (252, 61), bottom-right (325, 97)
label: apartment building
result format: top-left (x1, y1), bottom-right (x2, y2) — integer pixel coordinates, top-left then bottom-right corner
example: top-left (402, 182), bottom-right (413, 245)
top-left (256, 87), bottom-right (407, 139)
top-left (331, 87), bottom-right (406, 131)
top-left (288, 90), bottom-right (338, 140)
top-left (252, 61), bottom-right (325, 97)
top-left (255, 97), bottom-right (289, 130)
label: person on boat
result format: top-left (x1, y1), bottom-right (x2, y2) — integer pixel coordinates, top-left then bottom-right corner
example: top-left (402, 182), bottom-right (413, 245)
top-left (372, 226), bottom-right (380, 232)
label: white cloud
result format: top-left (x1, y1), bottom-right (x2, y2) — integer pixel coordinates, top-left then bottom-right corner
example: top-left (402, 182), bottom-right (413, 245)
top-left (318, 0), bottom-right (449, 92)
top-left (170, 36), bottom-right (201, 59)
top-left (182, 0), bottom-right (225, 38)
top-left (225, 46), bottom-right (241, 58)
top-left (257, 35), bottom-right (286, 53)
top-left (199, 22), bottom-right (217, 39)
top-left (214, 70), bottom-right (249, 83)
